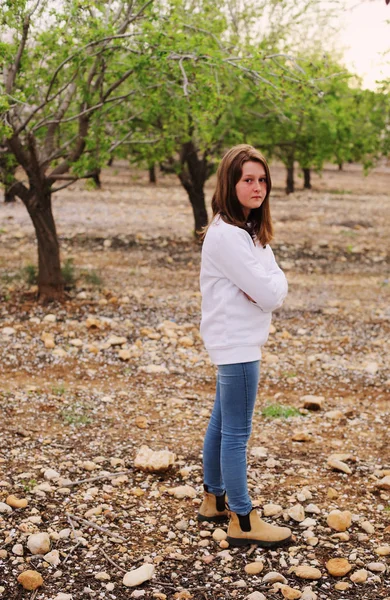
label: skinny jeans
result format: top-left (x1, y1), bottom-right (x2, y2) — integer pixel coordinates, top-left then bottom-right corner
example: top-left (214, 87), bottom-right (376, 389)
top-left (203, 360), bottom-right (260, 515)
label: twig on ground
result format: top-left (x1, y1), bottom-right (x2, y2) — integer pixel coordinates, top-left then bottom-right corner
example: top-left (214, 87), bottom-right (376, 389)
top-left (100, 547), bottom-right (127, 573)
top-left (67, 470), bottom-right (132, 487)
top-left (66, 513), bottom-right (126, 542)
top-left (67, 513), bottom-right (79, 540)
top-left (63, 540), bottom-right (82, 565)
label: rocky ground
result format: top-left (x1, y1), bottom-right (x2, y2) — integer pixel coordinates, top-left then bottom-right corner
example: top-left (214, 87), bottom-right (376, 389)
top-left (0, 162), bottom-right (389, 600)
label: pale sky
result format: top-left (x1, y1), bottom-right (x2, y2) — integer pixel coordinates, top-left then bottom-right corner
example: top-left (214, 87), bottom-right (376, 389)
top-left (339, 0), bottom-right (390, 88)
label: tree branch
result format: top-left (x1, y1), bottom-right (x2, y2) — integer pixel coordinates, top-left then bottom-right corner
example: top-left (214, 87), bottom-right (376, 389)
top-left (6, 15), bottom-right (30, 94)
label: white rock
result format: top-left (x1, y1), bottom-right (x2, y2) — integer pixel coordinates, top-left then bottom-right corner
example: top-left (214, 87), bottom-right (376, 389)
top-left (0, 502), bottom-right (12, 513)
top-left (131, 591), bottom-right (145, 598)
top-left (245, 593), bottom-right (267, 600)
top-left (2, 326), bottom-right (17, 337)
top-left (263, 503), bottom-right (283, 516)
top-left (367, 562), bottom-right (386, 573)
top-left (327, 457), bottom-right (352, 474)
top-left (301, 587), bottom-right (317, 600)
top-left (27, 532), bottom-right (51, 555)
top-left (123, 564), bottom-right (155, 587)
top-left (95, 571), bottom-right (110, 581)
top-left (167, 485), bottom-right (197, 499)
top-left (212, 528), bottom-right (227, 541)
top-left (305, 504), bottom-right (321, 514)
top-left (250, 447), bottom-right (268, 459)
top-left (53, 594), bottom-right (73, 600)
top-left (44, 469), bottom-right (60, 481)
top-left (134, 445), bottom-right (175, 472)
top-left (44, 550), bottom-right (60, 566)
top-left (288, 504), bottom-right (305, 522)
top-left (360, 521), bottom-right (375, 534)
top-left (12, 543), bottom-right (24, 556)
top-left (263, 572), bottom-right (288, 584)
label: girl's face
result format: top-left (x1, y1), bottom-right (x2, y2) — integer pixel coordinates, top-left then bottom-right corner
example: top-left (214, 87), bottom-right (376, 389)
top-left (235, 160), bottom-right (267, 219)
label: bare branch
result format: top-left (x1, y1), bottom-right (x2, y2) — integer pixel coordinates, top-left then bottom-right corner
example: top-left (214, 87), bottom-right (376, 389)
top-left (45, 33), bottom-right (140, 101)
top-left (102, 68), bottom-right (134, 101)
top-left (124, 0), bottom-right (154, 29)
top-left (6, 15), bottom-right (30, 94)
top-left (179, 58), bottom-right (190, 97)
top-left (44, 82), bottom-right (78, 160)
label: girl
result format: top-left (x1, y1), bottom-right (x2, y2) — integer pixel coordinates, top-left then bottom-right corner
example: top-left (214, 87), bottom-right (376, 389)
top-left (198, 144), bottom-right (292, 548)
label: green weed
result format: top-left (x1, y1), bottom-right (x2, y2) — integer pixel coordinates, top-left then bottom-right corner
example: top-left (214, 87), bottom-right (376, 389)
top-left (22, 264), bottom-right (38, 285)
top-left (262, 403), bottom-right (301, 419)
top-left (62, 258), bottom-right (76, 287)
top-left (82, 269), bottom-right (103, 287)
top-left (52, 384), bottom-right (66, 396)
top-left (22, 478), bottom-right (37, 492)
top-left (61, 403), bottom-right (92, 426)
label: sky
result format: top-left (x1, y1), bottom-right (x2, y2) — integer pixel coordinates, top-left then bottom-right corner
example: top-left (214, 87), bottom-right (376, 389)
top-left (338, 0), bottom-right (390, 88)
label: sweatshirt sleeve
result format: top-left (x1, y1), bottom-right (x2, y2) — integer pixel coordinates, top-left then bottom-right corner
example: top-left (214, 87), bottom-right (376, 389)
top-left (210, 226), bottom-right (288, 312)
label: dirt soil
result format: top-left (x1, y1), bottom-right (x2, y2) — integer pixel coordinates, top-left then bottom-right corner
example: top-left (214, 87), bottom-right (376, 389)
top-left (0, 162), bottom-right (389, 600)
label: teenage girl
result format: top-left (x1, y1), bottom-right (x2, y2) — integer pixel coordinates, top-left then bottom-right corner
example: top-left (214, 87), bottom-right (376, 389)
top-left (198, 144), bottom-right (292, 548)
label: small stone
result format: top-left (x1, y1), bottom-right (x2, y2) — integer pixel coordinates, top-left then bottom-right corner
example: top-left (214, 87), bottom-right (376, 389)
top-left (167, 485), bottom-right (197, 499)
top-left (244, 561), bottom-right (264, 575)
top-left (305, 504), bottom-right (321, 514)
top-left (17, 570), bottom-right (43, 590)
top-left (0, 550), bottom-right (7, 558)
top-left (300, 588), bottom-right (317, 600)
top-left (281, 585), bottom-right (302, 599)
top-left (245, 593), bottom-right (267, 600)
top-left (12, 543), bottom-right (24, 556)
top-left (27, 532), bottom-right (51, 554)
top-left (0, 502), bottom-right (13, 513)
top-left (123, 564), bottom-right (155, 587)
top-left (82, 461), bottom-right (97, 471)
top-left (360, 521), bottom-right (375, 534)
top-left (367, 562), bottom-right (386, 573)
top-left (288, 504), bottom-right (305, 522)
top-left (326, 510), bottom-right (352, 531)
top-left (44, 468), bottom-right (60, 480)
top-left (53, 594), bottom-right (73, 600)
top-left (301, 395), bottom-right (324, 410)
top-left (232, 579), bottom-right (247, 588)
top-left (134, 445), bottom-right (175, 473)
top-left (350, 569), bottom-right (368, 583)
top-left (294, 566), bottom-right (322, 580)
top-left (326, 558), bottom-right (352, 577)
top-left (325, 410), bottom-right (344, 420)
top-left (263, 572), bottom-right (287, 584)
top-left (95, 571), bottom-right (110, 581)
top-left (250, 447), bottom-right (268, 459)
top-left (212, 528), bottom-right (227, 541)
top-left (6, 495), bottom-right (28, 508)
top-left (327, 487), bottom-right (339, 499)
top-left (44, 550), bottom-right (60, 566)
top-left (292, 431), bottom-right (313, 442)
top-left (376, 475), bottom-right (390, 490)
top-left (118, 349), bottom-right (132, 361)
top-left (219, 540), bottom-right (229, 549)
top-left (375, 545), bottom-right (390, 556)
top-left (263, 503), bottom-right (283, 516)
top-left (335, 582), bottom-right (350, 591)
top-left (327, 457), bottom-right (352, 474)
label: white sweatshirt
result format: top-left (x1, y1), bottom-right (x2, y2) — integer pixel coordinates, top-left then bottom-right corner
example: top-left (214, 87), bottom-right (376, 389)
top-left (200, 216), bottom-right (288, 365)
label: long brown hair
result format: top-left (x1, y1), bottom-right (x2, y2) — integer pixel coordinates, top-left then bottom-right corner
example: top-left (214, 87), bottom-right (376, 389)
top-left (206, 144), bottom-right (273, 246)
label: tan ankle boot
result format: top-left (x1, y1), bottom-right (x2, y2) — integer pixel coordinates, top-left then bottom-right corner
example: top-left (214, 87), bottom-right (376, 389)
top-left (197, 486), bottom-right (228, 523)
top-left (227, 509), bottom-right (292, 548)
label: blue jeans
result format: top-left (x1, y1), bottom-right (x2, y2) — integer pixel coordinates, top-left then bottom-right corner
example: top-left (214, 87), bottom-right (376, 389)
top-left (203, 360), bottom-right (260, 515)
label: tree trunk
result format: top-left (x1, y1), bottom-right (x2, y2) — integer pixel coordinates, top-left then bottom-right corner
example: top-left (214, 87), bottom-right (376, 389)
top-left (178, 141), bottom-right (209, 237)
top-left (187, 187), bottom-right (208, 235)
top-left (149, 164), bottom-right (156, 184)
top-left (91, 169), bottom-right (101, 189)
top-left (303, 168), bottom-right (311, 189)
top-left (286, 163), bottom-right (295, 194)
top-left (24, 189), bottom-right (64, 302)
top-left (4, 184), bottom-right (17, 203)
top-left (338, 162), bottom-right (343, 171)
